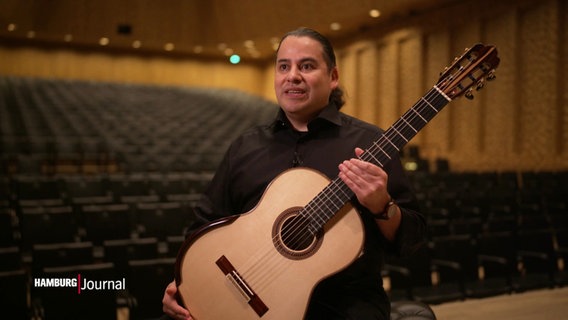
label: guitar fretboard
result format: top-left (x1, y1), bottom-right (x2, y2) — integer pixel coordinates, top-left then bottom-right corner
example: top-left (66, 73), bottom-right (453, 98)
top-left (303, 86), bottom-right (451, 231)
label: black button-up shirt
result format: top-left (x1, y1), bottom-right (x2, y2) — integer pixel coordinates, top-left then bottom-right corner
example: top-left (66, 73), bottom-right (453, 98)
top-left (190, 104), bottom-right (427, 314)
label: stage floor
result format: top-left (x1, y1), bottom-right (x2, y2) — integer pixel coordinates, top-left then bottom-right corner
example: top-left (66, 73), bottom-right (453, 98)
top-left (431, 287), bottom-right (568, 320)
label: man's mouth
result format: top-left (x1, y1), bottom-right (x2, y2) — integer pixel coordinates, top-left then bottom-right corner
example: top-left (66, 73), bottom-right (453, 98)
top-left (285, 89), bottom-right (306, 95)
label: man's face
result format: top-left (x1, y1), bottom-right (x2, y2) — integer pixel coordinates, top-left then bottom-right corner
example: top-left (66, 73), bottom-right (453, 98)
top-left (274, 36), bottom-right (339, 126)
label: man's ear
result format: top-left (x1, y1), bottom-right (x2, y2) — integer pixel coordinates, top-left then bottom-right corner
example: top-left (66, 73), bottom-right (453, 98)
top-left (330, 66), bottom-right (339, 89)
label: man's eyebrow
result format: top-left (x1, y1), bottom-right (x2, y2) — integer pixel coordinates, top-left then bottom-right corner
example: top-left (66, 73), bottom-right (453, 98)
top-left (276, 57), bottom-right (318, 64)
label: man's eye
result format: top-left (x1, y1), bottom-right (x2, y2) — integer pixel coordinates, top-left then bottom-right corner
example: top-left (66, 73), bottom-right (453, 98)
top-left (278, 64), bottom-right (289, 71)
top-left (301, 64), bottom-right (313, 71)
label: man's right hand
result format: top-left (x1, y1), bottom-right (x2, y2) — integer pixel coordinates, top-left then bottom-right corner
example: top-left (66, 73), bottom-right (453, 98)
top-left (162, 280), bottom-right (193, 320)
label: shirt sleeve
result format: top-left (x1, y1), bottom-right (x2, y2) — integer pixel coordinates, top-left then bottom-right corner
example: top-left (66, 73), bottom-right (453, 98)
top-left (361, 154), bottom-right (428, 257)
top-left (186, 144), bottom-right (236, 235)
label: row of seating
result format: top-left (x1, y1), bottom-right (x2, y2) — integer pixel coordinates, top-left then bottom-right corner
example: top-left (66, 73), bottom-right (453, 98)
top-left (384, 227), bottom-right (568, 304)
top-left (0, 76), bottom-right (278, 175)
top-left (5, 171), bottom-right (212, 204)
top-left (373, 164), bottom-right (568, 304)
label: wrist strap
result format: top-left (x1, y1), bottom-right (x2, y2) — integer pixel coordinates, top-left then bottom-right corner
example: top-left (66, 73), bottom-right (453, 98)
top-left (371, 197), bottom-right (394, 220)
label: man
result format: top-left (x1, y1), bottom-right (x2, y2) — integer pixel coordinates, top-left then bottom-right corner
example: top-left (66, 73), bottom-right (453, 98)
top-left (162, 27), bottom-right (427, 320)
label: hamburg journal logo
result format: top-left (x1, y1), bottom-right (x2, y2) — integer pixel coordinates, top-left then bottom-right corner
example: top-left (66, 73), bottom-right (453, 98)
top-left (34, 274), bottom-right (126, 294)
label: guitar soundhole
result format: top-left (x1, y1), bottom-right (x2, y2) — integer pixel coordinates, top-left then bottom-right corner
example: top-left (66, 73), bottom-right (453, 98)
top-left (272, 207), bottom-right (323, 260)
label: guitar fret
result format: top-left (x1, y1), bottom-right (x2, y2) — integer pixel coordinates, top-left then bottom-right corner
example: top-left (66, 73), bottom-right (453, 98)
top-left (383, 134), bottom-right (400, 151)
top-left (377, 145), bottom-right (392, 160)
top-left (363, 150), bottom-right (381, 165)
top-left (400, 117), bottom-right (418, 133)
top-left (410, 107), bottom-right (428, 123)
top-left (391, 126), bottom-right (409, 143)
top-left (420, 96), bottom-right (440, 113)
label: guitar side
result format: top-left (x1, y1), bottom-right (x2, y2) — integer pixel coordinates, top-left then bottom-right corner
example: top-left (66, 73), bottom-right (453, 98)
top-left (175, 167), bottom-right (365, 319)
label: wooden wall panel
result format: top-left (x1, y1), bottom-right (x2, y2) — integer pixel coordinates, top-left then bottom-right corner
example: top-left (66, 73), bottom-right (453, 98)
top-left (335, 0), bottom-right (567, 171)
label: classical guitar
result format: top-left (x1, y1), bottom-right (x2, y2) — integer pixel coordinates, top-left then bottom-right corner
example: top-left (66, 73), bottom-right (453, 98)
top-left (174, 43), bottom-right (500, 319)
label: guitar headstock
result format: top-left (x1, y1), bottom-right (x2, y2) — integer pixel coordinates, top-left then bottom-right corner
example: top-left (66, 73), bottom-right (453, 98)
top-left (437, 43), bottom-right (500, 100)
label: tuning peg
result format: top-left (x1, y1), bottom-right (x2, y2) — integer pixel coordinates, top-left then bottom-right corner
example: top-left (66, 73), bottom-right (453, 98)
top-left (487, 71), bottom-right (496, 81)
top-left (465, 89), bottom-right (474, 100)
top-left (476, 79), bottom-right (485, 91)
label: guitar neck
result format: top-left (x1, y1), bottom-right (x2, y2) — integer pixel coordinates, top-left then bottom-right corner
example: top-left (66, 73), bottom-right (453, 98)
top-left (304, 86), bottom-right (451, 230)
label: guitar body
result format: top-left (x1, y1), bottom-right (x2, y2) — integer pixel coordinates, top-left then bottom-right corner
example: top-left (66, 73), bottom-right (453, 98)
top-left (176, 167), bottom-right (365, 319)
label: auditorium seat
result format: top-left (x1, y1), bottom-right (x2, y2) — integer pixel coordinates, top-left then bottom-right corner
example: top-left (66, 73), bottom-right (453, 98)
top-left (513, 228), bottom-right (557, 292)
top-left (384, 262), bottom-right (413, 301)
top-left (62, 174), bottom-right (112, 202)
top-left (554, 227), bottom-right (568, 286)
top-left (385, 244), bottom-right (464, 305)
top-left (0, 208), bottom-right (19, 246)
top-left (32, 241), bottom-right (95, 272)
top-left (20, 205), bottom-right (79, 245)
top-left (148, 172), bottom-right (208, 202)
top-left (476, 231), bottom-right (517, 289)
top-left (102, 237), bottom-right (160, 275)
top-left (450, 216), bottom-right (483, 237)
top-left (0, 269), bottom-right (30, 319)
top-left (13, 175), bottom-right (65, 206)
top-left (135, 202), bottom-right (193, 239)
top-left (431, 234), bottom-right (511, 298)
top-left (426, 218), bottom-right (451, 239)
top-left (483, 214), bottom-right (517, 233)
top-left (0, 246), bottom-right (22, 272)
top-left (127, 258), bottom-right (176, 320)
top-left (80, 203), bottom-right (134, 243)
top-left (108, 174), bottom-right (159, 203)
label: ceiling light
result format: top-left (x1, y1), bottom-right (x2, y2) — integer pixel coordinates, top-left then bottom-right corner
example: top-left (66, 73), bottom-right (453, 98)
top-left (369, 9), bottom-right (381, 18)
top-left (244, 40), bottom-right (255, 48)
top-left (330, 22), bottom-right (341, 31)
top-left (99, 37), bottom-right (110, 46)
top-left (193, 45), bottom-right (203, 53)
top-left (7, 23), bottom-right (17, 32)
top-left (164, 43), bottom-right (175, 51)
top-left (132, 40), bottom-right (141, 48)
top-left (26, 31), bottom-right (36, 38)
top-left (224, 48), bottom-right (234, 56)
top-left (229, 54), bottom-right (241, 64)
top-left (63, 34), bottom-right (73, 42)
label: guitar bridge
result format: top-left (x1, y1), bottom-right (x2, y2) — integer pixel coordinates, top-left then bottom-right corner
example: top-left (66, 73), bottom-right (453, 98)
top-left (216, 255), bottom-right (269, 317)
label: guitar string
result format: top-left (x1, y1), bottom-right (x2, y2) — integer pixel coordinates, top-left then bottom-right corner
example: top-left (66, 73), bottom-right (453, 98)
top-left (236, 86), bottom-right (452, 293)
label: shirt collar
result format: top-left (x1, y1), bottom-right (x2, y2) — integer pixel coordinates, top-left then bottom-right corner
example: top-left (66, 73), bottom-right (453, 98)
top-left (272, 104), bottom-right (342, 131)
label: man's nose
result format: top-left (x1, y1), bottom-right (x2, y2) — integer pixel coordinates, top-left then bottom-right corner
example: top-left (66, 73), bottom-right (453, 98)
top-left (287, 67), bottom-right (301, 82)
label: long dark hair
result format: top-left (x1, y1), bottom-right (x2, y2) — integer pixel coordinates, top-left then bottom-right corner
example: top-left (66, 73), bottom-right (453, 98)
top-left (277, 27), bottom-right (345, 110)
